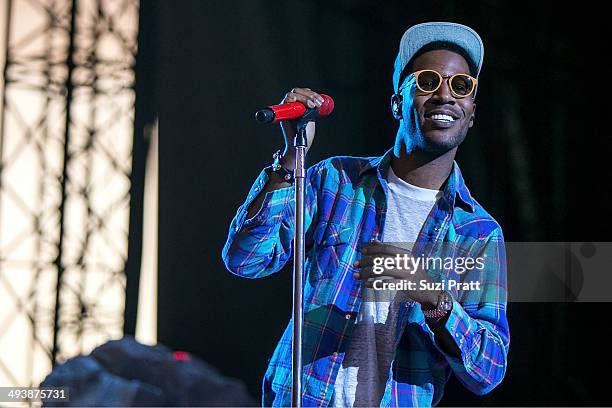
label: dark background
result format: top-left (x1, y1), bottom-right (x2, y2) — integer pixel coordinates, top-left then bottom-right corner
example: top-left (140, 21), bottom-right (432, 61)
top-left (143, 1), bottom-right (611, 406)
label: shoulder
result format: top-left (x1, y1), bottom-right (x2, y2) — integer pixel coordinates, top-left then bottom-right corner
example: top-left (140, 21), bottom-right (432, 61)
top-left (450, 162), bottom-right (504, 241)
top-left (308, 155), bottom-right (379, 184)
top-left (454, 196), bottom-right (505, 242)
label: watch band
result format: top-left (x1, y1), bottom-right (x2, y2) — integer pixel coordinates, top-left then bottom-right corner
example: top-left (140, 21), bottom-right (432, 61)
top-left (423, 290), bottom-right (453, 321)
top-left (271, 150), bottom-right (294, 184)
top-left (423, 307), bottom-right (448, 320)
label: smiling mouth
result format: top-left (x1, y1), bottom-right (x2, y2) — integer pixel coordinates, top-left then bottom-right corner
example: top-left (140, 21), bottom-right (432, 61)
top-left (424, 112), bottom-right (458, 123)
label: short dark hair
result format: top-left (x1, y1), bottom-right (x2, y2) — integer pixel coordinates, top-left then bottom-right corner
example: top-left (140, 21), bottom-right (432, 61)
top-left (398, 41), bottom-right (478, 88)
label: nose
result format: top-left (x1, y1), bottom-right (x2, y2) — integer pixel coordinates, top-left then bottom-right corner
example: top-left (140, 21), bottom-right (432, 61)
top-left (430, 79), bottom-right (455, 104)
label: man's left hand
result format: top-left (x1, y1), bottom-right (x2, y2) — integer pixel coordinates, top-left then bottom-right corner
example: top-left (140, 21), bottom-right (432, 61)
top-left (353, 240), bottom-right (439, 309)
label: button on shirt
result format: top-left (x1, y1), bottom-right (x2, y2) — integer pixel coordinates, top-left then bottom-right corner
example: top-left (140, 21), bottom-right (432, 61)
top-left (222, 149), bottom-right (509, 407)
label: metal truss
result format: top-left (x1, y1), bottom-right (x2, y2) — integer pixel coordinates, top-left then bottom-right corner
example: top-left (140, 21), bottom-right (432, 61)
top-left (0, 0), bottom-right (139, 387)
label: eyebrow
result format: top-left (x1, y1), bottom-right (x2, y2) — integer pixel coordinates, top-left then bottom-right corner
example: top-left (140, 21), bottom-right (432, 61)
top-left (438, 70), bottom-right (470, 77)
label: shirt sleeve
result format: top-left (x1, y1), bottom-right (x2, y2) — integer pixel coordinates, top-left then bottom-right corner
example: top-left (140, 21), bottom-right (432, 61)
top-left (421, 227), bottom-right (510, 395)
top-left (221, 164), bottom-right (320, 279)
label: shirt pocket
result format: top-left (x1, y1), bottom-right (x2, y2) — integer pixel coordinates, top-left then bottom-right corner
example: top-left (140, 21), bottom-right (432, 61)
top-left (310, 221), bottom-right (354, 282)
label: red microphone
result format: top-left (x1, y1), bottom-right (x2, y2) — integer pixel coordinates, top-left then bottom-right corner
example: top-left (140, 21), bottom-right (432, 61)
top-left (255, 94), bottom-right (334, 124)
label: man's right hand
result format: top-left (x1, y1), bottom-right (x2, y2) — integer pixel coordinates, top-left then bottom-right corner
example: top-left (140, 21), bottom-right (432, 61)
top-left (245, 87), bottom-right (323, 219)
top-left (279, 87), bottom-right (325, 170)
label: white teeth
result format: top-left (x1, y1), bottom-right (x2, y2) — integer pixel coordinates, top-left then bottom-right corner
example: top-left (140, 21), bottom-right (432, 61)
top-left (430, 114), bottom-right (455, 122)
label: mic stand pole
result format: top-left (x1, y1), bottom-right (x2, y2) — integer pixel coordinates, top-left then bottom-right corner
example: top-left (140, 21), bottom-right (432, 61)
top-left (291, 109), bottom-right (317, 408)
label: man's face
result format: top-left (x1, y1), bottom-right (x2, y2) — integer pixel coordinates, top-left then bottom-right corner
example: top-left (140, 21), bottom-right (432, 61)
top-left (399, 49), bottom-right (476, 154)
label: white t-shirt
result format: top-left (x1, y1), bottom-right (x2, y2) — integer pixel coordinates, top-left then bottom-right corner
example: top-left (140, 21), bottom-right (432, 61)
top-left (331, 165), bottom-right (442, 407)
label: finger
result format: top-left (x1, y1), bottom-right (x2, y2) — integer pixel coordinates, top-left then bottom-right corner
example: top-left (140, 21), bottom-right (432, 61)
top-left (356, 255), bottom-right (387, 268)
top-left (283, 91), bottom-right (312, 105)
top-left (354, 265), bottom-right (384, 281)
top-left (360, 240), bottom-right (386, 255)
top-left (292, 87), bottom-right (324, 102)
top-left (291, 88), bottom-right (325, 107)
top-left (284, 91), bottom-right (317, 108)
top-left (366, 278), bottom-right (386, 289)
top-left (365, 278), bottom-right (389, 289)
top-left (353, 266), bottom-right (376, 280)
top-left (365, 277), bottom-right (404, 289)
top-left (362, 263), bottom-right (417, 281)
top-left (361, 241), bottom-right (409, 256)
top-left (281, 92), bottom-right (297, 103)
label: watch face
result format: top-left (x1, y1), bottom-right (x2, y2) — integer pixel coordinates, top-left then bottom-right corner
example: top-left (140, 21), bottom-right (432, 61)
top-left (439, 292), bottom-right (453, 311)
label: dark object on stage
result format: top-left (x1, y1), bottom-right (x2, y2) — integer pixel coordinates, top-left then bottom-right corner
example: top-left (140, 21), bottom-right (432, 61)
top-left (255, 94), bottom-right (334, 123)
top-left (40, 336), bottom-right (257, 407)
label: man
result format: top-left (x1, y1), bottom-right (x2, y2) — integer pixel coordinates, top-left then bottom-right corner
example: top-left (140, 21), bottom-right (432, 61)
top-left (222, 22), bottom-right (509, 407)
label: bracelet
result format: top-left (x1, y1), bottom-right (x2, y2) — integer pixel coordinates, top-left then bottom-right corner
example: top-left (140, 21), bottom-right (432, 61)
top-left (271, 150), bottom-right (294, 184)
top-left (423, 291), bottom-right (453, 321)
top-left (422, 308), bottom-right (449, 321)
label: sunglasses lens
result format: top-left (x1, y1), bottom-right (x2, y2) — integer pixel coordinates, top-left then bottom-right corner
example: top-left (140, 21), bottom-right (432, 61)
top-left (416, 70), bottom-right (441, 92)
top-left (450, 75), bottom-right (474, 96)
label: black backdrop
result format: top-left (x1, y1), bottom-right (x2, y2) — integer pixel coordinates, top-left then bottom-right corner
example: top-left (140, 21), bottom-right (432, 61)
top-left (146, 1), bottom-right (611, 405)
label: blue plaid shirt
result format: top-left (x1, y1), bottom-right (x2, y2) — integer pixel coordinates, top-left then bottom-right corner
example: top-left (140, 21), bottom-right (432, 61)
top-left (222, 149), bottom-right (509, 407)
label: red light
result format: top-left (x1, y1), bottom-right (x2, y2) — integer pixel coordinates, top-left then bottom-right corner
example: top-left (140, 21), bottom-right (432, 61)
top-left (173, 351), bottom-right (190, 361)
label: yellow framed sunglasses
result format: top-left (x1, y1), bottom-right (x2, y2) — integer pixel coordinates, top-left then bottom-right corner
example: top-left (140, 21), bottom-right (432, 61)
top-left (413, 69), bottom-right (478, 99)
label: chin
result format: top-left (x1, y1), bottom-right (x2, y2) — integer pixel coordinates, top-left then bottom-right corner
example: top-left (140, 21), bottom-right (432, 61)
top-left (421, 130), bottom-right (466, 153)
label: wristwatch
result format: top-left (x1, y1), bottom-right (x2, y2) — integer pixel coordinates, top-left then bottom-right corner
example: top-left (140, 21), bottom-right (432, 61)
top-left (423, 291), bottom-right (453, 320)
top-left (271, 150), bottom-right (294, 184)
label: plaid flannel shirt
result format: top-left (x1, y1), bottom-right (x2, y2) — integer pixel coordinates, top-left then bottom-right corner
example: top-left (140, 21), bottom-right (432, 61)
top-left (222, 149), bottom-right (509, 407)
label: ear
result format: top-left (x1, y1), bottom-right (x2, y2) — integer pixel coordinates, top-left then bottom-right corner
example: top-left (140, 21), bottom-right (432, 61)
top-left (390, 94), bottom-right (403, 120)
top-left (468, 102), bottom-right (476, 128)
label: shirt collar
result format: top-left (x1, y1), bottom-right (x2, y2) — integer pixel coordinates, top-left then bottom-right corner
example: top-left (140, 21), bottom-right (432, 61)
top-left (359, 148), bottom-right (476, 213)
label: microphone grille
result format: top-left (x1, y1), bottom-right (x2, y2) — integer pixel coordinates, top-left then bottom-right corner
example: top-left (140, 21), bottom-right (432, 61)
top-left (318, 94), bottom-right (335, 116)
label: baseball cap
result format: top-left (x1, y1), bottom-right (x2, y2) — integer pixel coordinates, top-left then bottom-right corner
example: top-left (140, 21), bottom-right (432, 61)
top-left (392, 22), bottom-right (484, 93)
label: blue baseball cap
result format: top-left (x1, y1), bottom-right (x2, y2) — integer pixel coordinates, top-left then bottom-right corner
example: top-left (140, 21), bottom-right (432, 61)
top-left (393, 22), bottom-right (484, 93)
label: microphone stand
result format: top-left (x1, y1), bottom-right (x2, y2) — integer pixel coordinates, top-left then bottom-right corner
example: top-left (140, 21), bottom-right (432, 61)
top-left (291, 108), bottom-right (318, 408)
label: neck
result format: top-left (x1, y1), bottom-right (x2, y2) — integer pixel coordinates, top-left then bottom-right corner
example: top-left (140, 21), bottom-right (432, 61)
top-left (390, 147), bottom-right (457, 190)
